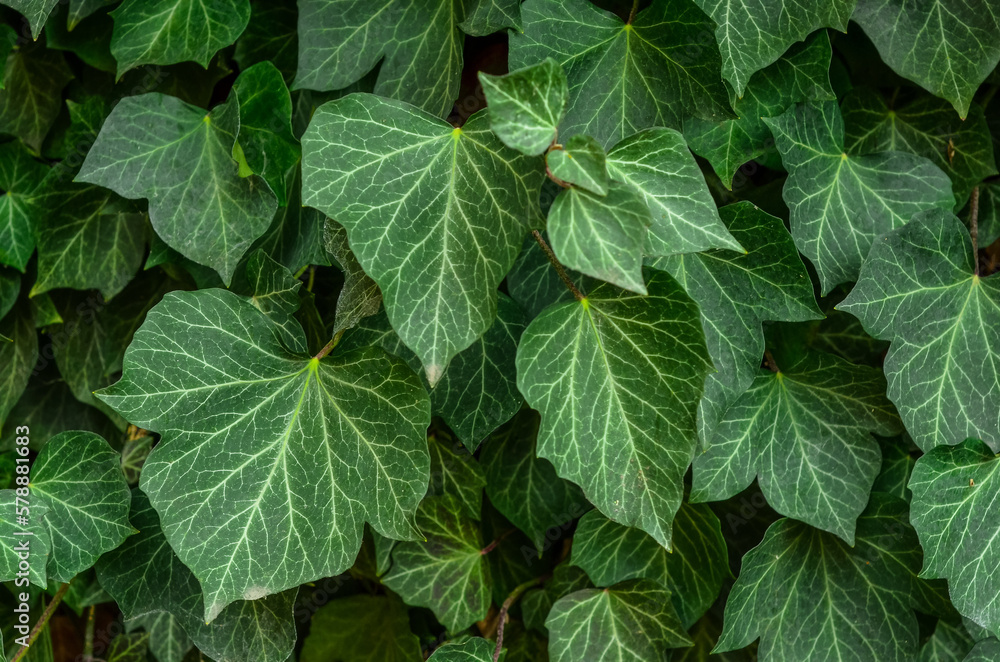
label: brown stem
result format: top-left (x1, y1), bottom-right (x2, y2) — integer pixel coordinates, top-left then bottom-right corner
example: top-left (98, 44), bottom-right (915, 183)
top-left (544, 161), bottom-right (570, 189)
top-left (764, 350), bottom-right (780, 373)
top-left (82, 604), bottom-right (96, 662)
top-left (970, 185), bottom-right (981, 276)
top-left (531, 230), bottom-right (584, 302)
top-left (493, 576), bottom-right (549, 662)
top-left (11, 582), bottom-right (71, 662)
top-left (627, 0), bottom-right (639, 23)
top-left (481, 528), bottom-right (515, 556)
top-left (314, 332), bottom-right (341, 361)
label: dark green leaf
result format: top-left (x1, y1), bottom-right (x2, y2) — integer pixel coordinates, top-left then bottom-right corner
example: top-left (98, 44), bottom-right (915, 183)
top-left (300, 594), bottom-right (421, 662)
top-left (919, 620), bottom-right (975, 662)
top-left (460, 0), bottom-right (521, 35)
top-left (107, 633), bottom-right (149, 662)
top-left (1, 0), bottom-right (59, 38)
top-left (0, 299), bottom-right (37, 437)
top-left (323, 218), bottom-right (382, 339)
top-left (0, 138), bottom-right (48, 271)
top-left (428, 434), bottom-right (487, 520)
top-left (0, 43), bottom-right (72, 152)
top-left (0, 490), bottom-right (50, 587)
top-left (428, 638), bottom-right (497, 661)
top-left (233, 0), bottom-right (298, 82)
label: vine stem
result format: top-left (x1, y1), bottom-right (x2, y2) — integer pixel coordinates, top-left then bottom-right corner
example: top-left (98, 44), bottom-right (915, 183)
top-left (531, 230), bottom-right (584, 302)
top-left (314, 331), bottom-right (342, 361)
top-left (11, 582), bottom-right (71, 662)
top-left (970, 185), bottom-right (980, 276)
top-left (764, 350), bottom-right (780, 373)
top-left (82, 604), bottom-right (96, 662)
top-left (481, 528), bottom-right (515, 556)
top-left (493, 575), bottom-right (549, 662)
top-left (627, 0), bottom-right (639, 23)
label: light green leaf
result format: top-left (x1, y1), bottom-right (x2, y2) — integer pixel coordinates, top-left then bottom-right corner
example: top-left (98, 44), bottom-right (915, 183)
top-left (647, 201), bottom-right (821, 444)
top-left (0, 43), bottom-right (72, 152)
top-left (383, 495), bottom-right (492, 632)
top-left (909, 439), bottom-right (1000, 637)
top-left (0, 300), bottom-right (37, 437)
top-left (460, 0), bottom-right (520, 34)
top-left (546, 579), bottom-right (692, 661)
top-left (77, 92), bottom-right (278, 285)
top-left (510, 0), bottom-right (734, 149)
top-left (30, 431), bottom-right (131, 583)
top-left (685, 31), bottom-right (836, 188)
top-left (96, 490), bottom-right (298, 662)
top-left (839, 209), bottom-right (1000, 452)
top-left (570, 503), bottom-right (728, 628)
top-left (693, 0), bottom-right (853, 98)
top-left (516, 270), bottom-right (712, 549)
top-left (715, 494), bottom-right (921, 660)
top-left (301, 93), bottom-right (543, 384)
top-left (607, 127), bottom-right (742, 256)
top-left (919, 620), bottom-right (975, 662)
top-left (481, 408), bottom-right (587, 551)
top-left (428, 435), bottom-right (487, 520)
top-left (0, 140), bottom-right (47, 272)
top-left (109, 0), bottom-right (250, 76)
top-left (300, 593), bottom-right (421, 662)
top-left (323, 218), bottom-right (382, 339)
top-left (479, 58), bottom-right (568, 156)
top-left (0, 490), bottom-right (50, 587)
top-left (294, 0), bottom-right (464, 117)
top-left (842, 88), bottom-right (998, 207)
top-left (97, 288), bottom-right (431, 621)
top-left (764, 100), bottom-right (954, 292)
top-left (693, 350), bottom-right (901, 543)
top-left (428, 638), bottom-right (497, 661)
top-left (30, 180), bottom-right (147, 300)
top-left (0, 0), bottom-right (59, 38)
top-left (547, 135), bottom-right (608, 195)
top-left (852, 0), bottom-right (1000, 118)
top-left (547, 182), bottom-right (650, 294)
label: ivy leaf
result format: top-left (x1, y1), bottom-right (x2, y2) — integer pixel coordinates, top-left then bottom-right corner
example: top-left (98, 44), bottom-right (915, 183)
top-left (606, 127), bottom-right (742, 256)
top-left (0, 377), bottom-right (118, 452)
top-left (919, 620), bottom-right (975, 662)
top-left (294, 0), bottom-right (464, 117)
top-left (852, 0), bottom-right (1000, 118)
top-left (685, 31), bottom-right (836, 188)
top-left (231, 61), bottom-right (300, 206)
top-left (547, 579), bottom-right (692, 661)
top-left (300, 594), bottom-right (421, 662)
top-left (0, 42), bottom-right (72, 152)
top-left (966, 639), bottom-right (1000, 661)
top-left (648, 201), bottom-right (821, 443)
top-left (547, 182), bottom-right (651, 294)
top-left (570, 503), bottom-right (728, 628)
top-left (479, 58), bottom-right (568, 157)
top-left (106, 633), bottom-right (149, 662)
top-left (302, 94), bottom-right (543, 384)
top-left (250, 163), bottom-right (329, 273)
top-left (840, 209), bottom-right (1000, 452)
top-left (516, 270), bottom-right (712, 549)
top-left (30, 180), bottom-right (148, 301)
top-left (96, 288), bottom-right (431, 621)
top-left (908, 439), bottom-right (1000, 636)
top-left (693, 0), bottom-right (853, 98)
top-left (383, 495), bottom-right (492, 632)
top-left (522, 562), bottom-right (592, 633)
top-left (715, 494), bottom-right (922, 660)
top-left (77, 92), bottom-right (278, 285)
top-left (95, 490), bottom-right (298, 662)
top-left (68, 0), bottom-right (117, 30)
top-left (229, 249), bottom-right (306, 351)
top-left (0, 140), bottom-right (47, 271)
top-left (428, 638), bottom-right (498, 661)
top-left (0, 300), bottom-right (37, 436)
top-left (971, 180), bottom-right (1000, 248)
top-left (233, 0), bottom-right (298, 82)
top-left (128, 612), bottom-right (192, 662)
top-left (44, 4), bottom-right (117, 73)
top-left (30, 431), bottom-right (131, 583)
top-left (764, 100), bottom-right (954, 292)
top-left (506, 233), bottom-right (584, 320)
top-left (0, 491), bottom-right (50, 587)
top-left (428, 435), bottom-right (487, 521)
top-left (842, 88), bottom-right (998, 207)
top-left (0, 268), bottom-right (17, 321)
top-left (0, 0), bottom-right (59, 38)
top-left (481, 408), bottom-right (587, 552)
top-left (694, 350), bottom-right (901, 542)
top-left (460, 0), bottom-right (521, 35)
top-left (323, 218), bottom-right (382, 339)
top-left (547, 135), bottom-right (608, 195)
top-left (109, 0), bottom-right (250, 76)
top-left (510, 0), bottom-right (733, 149)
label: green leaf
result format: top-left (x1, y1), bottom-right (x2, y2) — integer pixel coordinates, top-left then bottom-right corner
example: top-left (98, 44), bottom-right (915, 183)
top-left (873, 435), bottom-right (917, 501)
top-left (481, 408), bottom-right (587, 551)
top-left (852, 0), bottom-right (1000, 118)
top-left (971, 180), bottom-right (1000, 248)
top-left (547, 182), bottom-right (651, 294)
top-left (684, 31), bottom-right (836, 188)
top-left (764, 100), bottom-right (954, 292)
top-left (506, 233), bottom-right (584, 320)
top-left (106, 633), bottom-right (149, 662)
top-left (715, 494), bottom-right (921, 660)
top-left (302, 94), bottom-right (543, 384)
top-left (0, 490), bottom-right (50, 587)
top-left (693, 0), bottom-right (853, 98)
top-left (570, 503), bottom-right (728, 628)
top-left (547, 135), bottom-right (609, 195)
top-left (109, 0), bottom-right (250, 76)
top-left (77, 92), bottom-right (278, 285)
top-left (0, 0), bottom-right (59, 38)
top-left (128, 612), bottom-right (192, 662)
top-left (516, 269), bottom-right (712, 549)
top-left (230, 249), bottom-right (306, 351)
top-left (842, 88), bottom-right (998, 206)
top-left (0, 140), bottom-right (47, 271)
top-left (233, 0), bottom-right (298, 82)
top-left (0, 377), bottom-right (118, 452)
top-left (919, 620), bottom-right (975, 662)
top-left (428, 434), bottom-right (487, 520)
top-left (908, 439), bottom-right (1000, 637)
top-left (231, 61), bottom-right (300, 206)
top-left (383, 495), bottom-right (492, 632)
top-left (0, 43), bottom-right (72, 151)
top-left (478, 58), bottom-right (568, 156)
top-left (95, 490), bottom-right (298, 662)
top-left (0, 300), bottom-right (37, 437)
top-left (250, 163), bottom-right (329, 273)
top-left (428, 638), bottom-right (497, 661)
top-left (693, 350), bottom-right (901, 542)
top-left (966, 639), bottom-right (1000, 661)
top-left (68, 0), bottom-right (116, 30)
top-left (300, 593), bottom-right (421, 662)
top-left (30, 180), bottom-right (147, 300)
top-left (647, 201), bottom-right (821, 443)
top-left (294, 0), bottom-right (464, 117)
top-left (606, 127), bottom-right (742, 256)
top-left (97, 288), bottom-right (431, 621)
top-left (460, 0), bottom-right (520, 35)
top-left (546, 579), bottom-right (692, 661)
top-left (30, 430), bottom-right (131, 582)
top-left (839, 209), bottom-right (1000, 452)
top-left (522, 561), bottom-right (592, 633)
top-left (0, 268), bottom-right (18, 322)
top-left (323, 218), bottom-right (382, 339)
top-left (510, 0), bottom-right (734, 149)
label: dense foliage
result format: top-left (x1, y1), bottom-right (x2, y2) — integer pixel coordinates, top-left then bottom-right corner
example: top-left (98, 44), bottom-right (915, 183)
top-left (0, 0), bottom-right (998, 660)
